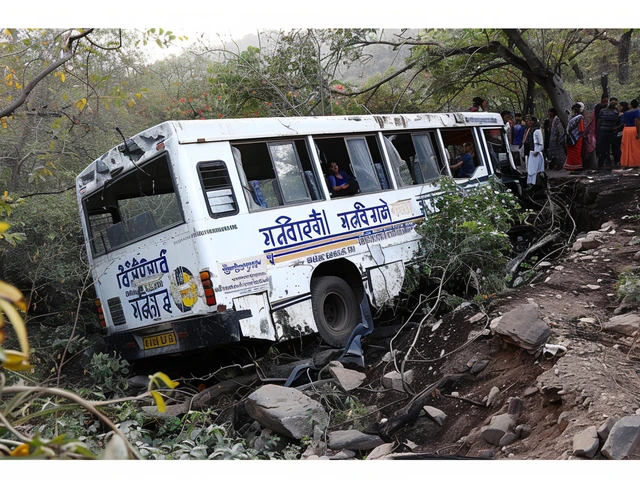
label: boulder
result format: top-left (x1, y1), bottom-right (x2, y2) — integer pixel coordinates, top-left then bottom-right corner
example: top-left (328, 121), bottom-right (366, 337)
top-left (597, 417), bottom-right (617, 442)
top-left (507, 397), bottom-right (523, 417)
top-left (486, 386), bottom-right (500, 406)
top-left (601, 415), bottom-right (640, 459)
top-left (470, 359), bottom-right (490, 375)
top-left (330, 450), bottom-right (356, 459)
top-left (499, 433), bottom-right (519, 447)
top-left (557, 412), bottom-right (571, 433)
top-left (493, 304), bottom-right (550, 352)
top-left (245, 385), bottom-right (329, 440)
top-left (515, 424), bottom-right (532, 439)
top-left (328, 430), bottom-right (385, 451)
top-left (481, 413), bottom-right (515, 446)
top-left (423, 406), bottom-right (447, 426)
top-left (366, 442), bottom-right (395, 460)
top-left (382, 370), bottom-right (414, 392)
top-left (604, 313), bottom-right (640, 337)
top-left (572, 236), bottom-right (603, 252)
top-left (328, 363), bottom-right (366, 391)
top-left (572, 426), bottom-right (599, 458)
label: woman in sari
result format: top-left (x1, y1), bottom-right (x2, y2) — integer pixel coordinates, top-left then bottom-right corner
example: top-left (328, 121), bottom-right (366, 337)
top-left (620, 99), bottom-right (640, 168)
top-left (564, 104), bottom-right (584, 171)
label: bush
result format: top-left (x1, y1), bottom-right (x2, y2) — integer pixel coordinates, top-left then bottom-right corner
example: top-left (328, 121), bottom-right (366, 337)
top-left (615, 269), bottom-right (640, 302)
top-left (411, 177), bottom-right (527, 303)
top-left (88, 352), bottom-right (130, 395)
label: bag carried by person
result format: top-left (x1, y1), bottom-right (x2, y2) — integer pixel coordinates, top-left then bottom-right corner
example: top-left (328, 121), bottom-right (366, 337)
top-left (566, 115), bottom-right (583, 146)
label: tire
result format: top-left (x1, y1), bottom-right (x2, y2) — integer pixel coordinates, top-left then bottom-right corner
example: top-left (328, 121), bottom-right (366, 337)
top-left (310, 275), bottom-right (360, 347)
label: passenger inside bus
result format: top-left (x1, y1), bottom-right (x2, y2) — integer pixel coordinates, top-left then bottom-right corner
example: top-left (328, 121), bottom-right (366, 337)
top-left (449, 142), bottom-right (476, 178)
top-left (328, 161), bottom-right (359, 197)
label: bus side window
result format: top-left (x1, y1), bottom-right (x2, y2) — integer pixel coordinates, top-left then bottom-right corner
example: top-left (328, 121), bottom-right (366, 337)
top-left (232, 139), bottom-right (322, 211)
top-left (198, 161), bottom-right (240, 217)
top-left (314, 135), bottom-right (389, 197)
top-left (385, 132), bottom-right (444, 186)
top-left (482, 128), bottom-right (512, 174)
top-left (440, 129), bottom-right (481, 177)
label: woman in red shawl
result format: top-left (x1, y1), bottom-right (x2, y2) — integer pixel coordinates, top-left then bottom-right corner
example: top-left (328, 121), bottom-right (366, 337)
top-left (564, 103), bottom-right (585, 171)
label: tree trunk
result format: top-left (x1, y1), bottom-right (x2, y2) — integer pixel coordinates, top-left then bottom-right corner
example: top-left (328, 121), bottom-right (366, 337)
top-left (617, 30), bottom-right (633, 85)
top-left (601, 74), bottom-right (609, 99)
top-left (524, 77), bottom-right (535, 116)
top-left (538, 73), bottom-right (573, 127)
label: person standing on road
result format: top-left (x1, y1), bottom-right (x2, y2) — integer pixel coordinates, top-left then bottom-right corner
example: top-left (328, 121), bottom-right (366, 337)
top-left (564, 104), bottom-right (585, 171)
top-left (620, 99), bottom-right (640, 168)
top-left (547, 108), bottom-right (566, 171)
top-left (526, 117), bottom-right (545, 184)
top-left (596, 97), bottom-right (621, 168)
top-left (511, 113), bottom-right (525, 165)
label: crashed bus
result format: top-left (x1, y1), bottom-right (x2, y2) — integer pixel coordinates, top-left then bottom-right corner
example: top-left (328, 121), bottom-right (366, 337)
top-left (75, 112), bottom-right (522, 361)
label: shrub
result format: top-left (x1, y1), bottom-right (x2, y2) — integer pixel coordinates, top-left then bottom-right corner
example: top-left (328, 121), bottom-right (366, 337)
top-left (411, 177), bottom-right (528, 303)
top-left (88, 352), bottom-right (130, 395)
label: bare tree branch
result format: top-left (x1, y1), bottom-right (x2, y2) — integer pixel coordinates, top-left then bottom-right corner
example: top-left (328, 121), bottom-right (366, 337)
top-left (0, 29), bottom-right (94, 119)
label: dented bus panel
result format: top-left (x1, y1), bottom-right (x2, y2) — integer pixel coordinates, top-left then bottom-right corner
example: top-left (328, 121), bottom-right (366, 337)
top-left (76, 113), bottom-right (520, 361)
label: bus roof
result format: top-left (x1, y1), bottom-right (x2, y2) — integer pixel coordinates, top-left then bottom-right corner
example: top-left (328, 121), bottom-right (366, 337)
top-left (76, 112), bottom-right (503, 184)
top-left (168, 112), bottom-right (503, 144)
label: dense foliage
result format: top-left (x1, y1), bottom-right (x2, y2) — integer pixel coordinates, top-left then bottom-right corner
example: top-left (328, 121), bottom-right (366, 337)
top-left (408, 177), bottom-right (529, 307)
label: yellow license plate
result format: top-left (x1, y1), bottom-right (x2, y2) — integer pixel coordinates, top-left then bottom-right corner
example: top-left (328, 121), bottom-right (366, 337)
top-left (143, 332), bottom-right (177, 350)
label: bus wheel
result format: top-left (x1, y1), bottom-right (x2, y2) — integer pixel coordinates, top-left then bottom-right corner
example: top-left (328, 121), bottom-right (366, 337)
top-left (310, 276), bottom-right (360, 347)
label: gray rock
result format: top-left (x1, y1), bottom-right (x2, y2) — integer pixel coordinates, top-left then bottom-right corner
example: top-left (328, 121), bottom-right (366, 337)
top-left (254, 428), bottom-right (289, 454)
top-left (604, 313), bottom-right (640, 336)
top-left (478, 449), bottom-right (495, 459)
top-left (524, 387), bottom-right (539, 397)
top-left (328, 430), bottom-right (384, 451)
top-left (601, 415), bottom-right (640, 459)
top-left (481, 413), bottom-right (515, 446)
top-left (366, 443), bottom-right (395, 460)
top-left (558, 412), bottom-right (571, 433)
top-left (486, 386), bottom-right (500, 406)
top-left (494, 304), bottom-right (551, 352)
top-left (330, 450), bottom-right (356, 459)
top-left (313, 349), bottom-right (342, 368)
top-left (423, 406), bottom-right (447, 426)
top-left (245, 385), bottom-right (329, 440)
top-left (127, 375), bottom-right (151, 390)
top-left (468, 312), bottom-right (486, 324)
top-left (382, 370), bottom-right (414, 392)
top-left (634, 250), bottom-right (640, 261)
top-left (507, 397), bottom-right (523, 417)
top-left (499, 432), bottom-right (519, 447)
top-left (328, 364), bottom-right (366, 392)
top-left (572, 238), bottom-right (603, 252)
top-left (629, 236), bottom-right (640, 246)
top-left (516, 424), bottom-right (532, 439)
top-left (597, 417), bottom-right (617, 442)
top-left (572, 426), bottom-right (599, 458)
top-left (470, 360), bottom-right (490, 375)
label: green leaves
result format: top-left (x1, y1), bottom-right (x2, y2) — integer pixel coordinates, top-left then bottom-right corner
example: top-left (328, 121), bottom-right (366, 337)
top-left (414, 177), bottom-right (524, 300)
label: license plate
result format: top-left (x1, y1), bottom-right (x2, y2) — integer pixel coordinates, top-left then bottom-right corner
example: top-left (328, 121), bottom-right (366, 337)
top-left (143, 332), bottom-right (177, 350)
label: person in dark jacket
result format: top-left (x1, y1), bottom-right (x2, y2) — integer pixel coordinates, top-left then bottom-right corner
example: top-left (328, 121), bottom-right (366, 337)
top-left (596, 97), bottom-right (622, 168)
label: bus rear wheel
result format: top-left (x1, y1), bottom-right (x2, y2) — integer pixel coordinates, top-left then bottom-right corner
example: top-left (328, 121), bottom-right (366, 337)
top-left (310, 276), bottom-right (360, 347)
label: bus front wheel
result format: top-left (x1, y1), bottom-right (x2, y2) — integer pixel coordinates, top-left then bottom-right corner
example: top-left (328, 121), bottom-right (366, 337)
top-left (310, 276), bottom-right (360, 347)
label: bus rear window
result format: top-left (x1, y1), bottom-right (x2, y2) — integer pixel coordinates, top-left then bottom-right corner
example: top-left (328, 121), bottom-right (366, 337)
top-left (83, 153), bottom-right (183, 256)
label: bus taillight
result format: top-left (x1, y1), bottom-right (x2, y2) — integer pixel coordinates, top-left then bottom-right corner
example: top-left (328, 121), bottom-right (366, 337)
top-left (95, 299), bottom-right (106, 328)
top-left (199, 270), bottom-right (217, 306)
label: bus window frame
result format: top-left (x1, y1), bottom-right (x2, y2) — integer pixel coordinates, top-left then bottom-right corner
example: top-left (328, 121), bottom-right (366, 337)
top-left (196, 159), bottom-right (240, 219)
top-left (83, 151), bottom-right (186, 258)
top-left (266, 140), bottom-right (313, 205)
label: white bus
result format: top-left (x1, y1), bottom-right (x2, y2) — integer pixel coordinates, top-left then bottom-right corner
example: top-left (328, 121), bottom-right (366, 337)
top-left (76, 112), bottom-right (521, 361)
